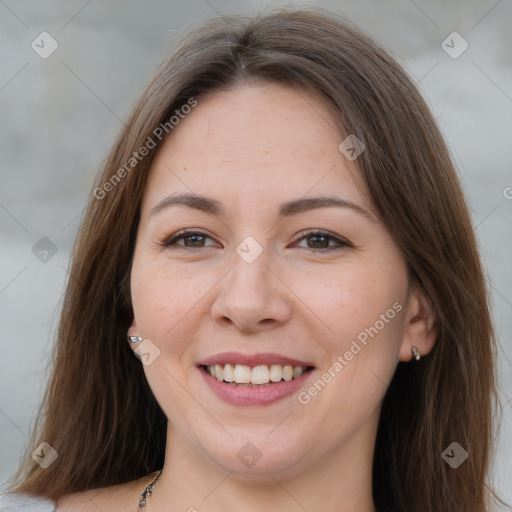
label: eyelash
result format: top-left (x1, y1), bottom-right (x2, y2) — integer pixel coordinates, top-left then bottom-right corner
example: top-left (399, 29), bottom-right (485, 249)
top-left (161, 229), bottom-right (352, 252)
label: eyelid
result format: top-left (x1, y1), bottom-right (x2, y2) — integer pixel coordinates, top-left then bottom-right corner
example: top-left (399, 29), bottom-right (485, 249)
top-left (161, 228), bottom-right (353, 251)
top-left (162, 228), bottom-right (217, 248)
top-left (292, 229), bottom-right (353, 250)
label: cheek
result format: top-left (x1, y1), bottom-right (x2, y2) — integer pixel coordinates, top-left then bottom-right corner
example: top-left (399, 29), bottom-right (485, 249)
top-left (130, 257), bottom-right (204, 344)
top-left (291, 261), bottom-right (406, 345)
top-left (318, 271), bottom-right (406, 403)
top-left (303, 269), bottom-right (406, 416)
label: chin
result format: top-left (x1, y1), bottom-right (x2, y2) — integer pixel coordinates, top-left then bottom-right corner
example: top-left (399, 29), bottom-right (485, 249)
top-left (198, 430), bottom-right (313, 478)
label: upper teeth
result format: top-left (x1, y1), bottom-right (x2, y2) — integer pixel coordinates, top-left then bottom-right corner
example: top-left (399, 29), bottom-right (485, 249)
top-left (206, 364), bottom-right (307, 384)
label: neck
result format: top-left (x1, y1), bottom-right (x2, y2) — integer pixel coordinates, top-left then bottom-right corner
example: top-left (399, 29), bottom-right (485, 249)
top-left (147, 412), bottom-right (380, 512)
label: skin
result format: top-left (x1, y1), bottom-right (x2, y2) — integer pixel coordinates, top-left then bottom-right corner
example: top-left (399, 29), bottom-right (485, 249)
top-left (57, 82), bottom-right (436, 512)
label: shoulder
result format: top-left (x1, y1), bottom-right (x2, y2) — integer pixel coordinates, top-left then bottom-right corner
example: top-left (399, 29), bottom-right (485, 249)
top-left (0, 492), bottom-right (56, 511)
top-left (55, 475), bottom-right (151, 512)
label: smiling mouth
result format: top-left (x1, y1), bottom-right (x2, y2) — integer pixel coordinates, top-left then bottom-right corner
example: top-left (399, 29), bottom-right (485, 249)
top-left (201, 363), bottom-right (315, 386)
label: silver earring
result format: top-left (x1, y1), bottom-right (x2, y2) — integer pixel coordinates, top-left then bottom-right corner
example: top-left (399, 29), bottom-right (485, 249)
top-left (412, 346), bottom-right (421, 361)
top-left (128, 335), bottom-right (142, 343)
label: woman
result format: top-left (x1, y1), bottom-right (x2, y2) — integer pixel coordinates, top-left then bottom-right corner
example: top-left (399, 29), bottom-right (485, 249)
top-left (2, 7), bottom-right (508, 512)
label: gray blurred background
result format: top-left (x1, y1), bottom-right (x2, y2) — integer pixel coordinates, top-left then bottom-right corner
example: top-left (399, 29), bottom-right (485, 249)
top-left (1, 0), bottom-right (511, 504)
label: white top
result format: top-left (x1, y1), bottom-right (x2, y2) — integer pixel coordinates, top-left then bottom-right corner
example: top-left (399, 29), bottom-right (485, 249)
top-left (0, 493), bottom-right (56, 511)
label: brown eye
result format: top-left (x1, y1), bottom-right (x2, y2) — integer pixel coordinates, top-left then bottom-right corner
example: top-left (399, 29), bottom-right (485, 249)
top-left (163, 230), bottom-right (215, 248)
top-left (162, 229), bottom-right (352, 252)
top-left (294, 230), bottom-right (352, 251)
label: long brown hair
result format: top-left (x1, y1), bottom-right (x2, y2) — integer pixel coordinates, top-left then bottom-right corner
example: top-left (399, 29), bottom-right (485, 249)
top-left (6, 7), bottom-right (508, 511)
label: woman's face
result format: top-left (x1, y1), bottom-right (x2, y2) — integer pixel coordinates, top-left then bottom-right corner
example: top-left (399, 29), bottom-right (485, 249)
top-left (129, 82), bottom-right (431, 479)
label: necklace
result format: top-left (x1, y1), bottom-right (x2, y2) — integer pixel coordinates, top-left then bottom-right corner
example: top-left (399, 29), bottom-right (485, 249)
top-left (137, 470), bottom-right (162, 511)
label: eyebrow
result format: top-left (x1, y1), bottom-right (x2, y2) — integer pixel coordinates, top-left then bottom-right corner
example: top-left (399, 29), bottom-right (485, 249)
top-left (149, 193), bottom-right (374, 221)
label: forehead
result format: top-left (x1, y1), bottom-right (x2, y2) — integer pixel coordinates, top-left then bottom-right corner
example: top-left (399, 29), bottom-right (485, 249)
top-left (141, 82), bottom-right (370, 216)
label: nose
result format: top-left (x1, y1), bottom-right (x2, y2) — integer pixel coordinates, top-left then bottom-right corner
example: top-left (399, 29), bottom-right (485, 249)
top-left (210, 246), bottom-right (292, 334)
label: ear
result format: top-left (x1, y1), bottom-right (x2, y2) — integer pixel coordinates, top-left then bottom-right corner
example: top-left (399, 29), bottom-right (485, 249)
top-left (126, 318), bottom-right (141, 352)
top-left (398, 282), bottom-right (437, 362)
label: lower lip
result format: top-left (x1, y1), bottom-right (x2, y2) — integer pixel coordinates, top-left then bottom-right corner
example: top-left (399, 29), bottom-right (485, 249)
top-left (199, 366), bottom-right (315, 406)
